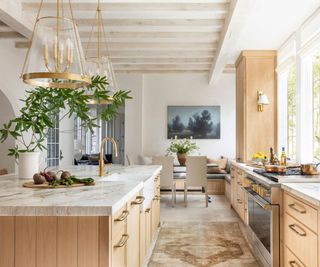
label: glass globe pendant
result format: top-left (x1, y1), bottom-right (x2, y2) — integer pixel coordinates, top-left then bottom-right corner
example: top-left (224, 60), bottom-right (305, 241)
top-left (85, 0), bottom-right (118, 94)
top-left (21, 0), bottom-right (91, 89)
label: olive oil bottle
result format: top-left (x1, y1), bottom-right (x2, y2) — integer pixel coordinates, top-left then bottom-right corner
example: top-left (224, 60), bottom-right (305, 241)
top-left (280, 147), bottom-right (287, 166)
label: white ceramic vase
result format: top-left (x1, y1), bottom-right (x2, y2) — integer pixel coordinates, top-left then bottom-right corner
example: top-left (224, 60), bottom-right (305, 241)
top-left (18, 152), bottom-right (41, 179)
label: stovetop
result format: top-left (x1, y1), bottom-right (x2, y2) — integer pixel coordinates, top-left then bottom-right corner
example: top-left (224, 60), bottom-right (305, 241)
top-left (253, 168), bottom-right (302, 182)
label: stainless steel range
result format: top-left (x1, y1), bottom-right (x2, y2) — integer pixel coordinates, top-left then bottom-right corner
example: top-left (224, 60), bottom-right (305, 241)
top-left (243, 174), bottom-right (280, 267)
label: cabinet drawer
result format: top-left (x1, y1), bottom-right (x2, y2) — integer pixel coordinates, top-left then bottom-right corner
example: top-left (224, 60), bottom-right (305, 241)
top-left (113, 204), bottom-right (129, 238)
top-left (284, 193), bottom-right (318, 233)
top-left (113, 230), bottom-right (129, 267)
top-left (283, 214), bottom-right (317, 267)
top-left (284, 246), bottom-right (305, 267)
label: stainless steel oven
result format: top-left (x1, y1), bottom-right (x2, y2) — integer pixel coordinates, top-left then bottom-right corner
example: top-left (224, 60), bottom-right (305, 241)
top-left (244, 180), bottom-right (280, 267)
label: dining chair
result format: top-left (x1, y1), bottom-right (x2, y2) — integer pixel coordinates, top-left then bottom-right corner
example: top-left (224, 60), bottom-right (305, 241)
top-left (185, 156), bottom-right (208, 208)
top-left (126, 154), bottom-right (134, 166)
top-left (152, 156), bottom-right (175, 207)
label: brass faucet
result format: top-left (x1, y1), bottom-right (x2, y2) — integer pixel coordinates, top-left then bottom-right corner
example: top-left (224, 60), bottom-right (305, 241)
top-left (99, 137), bottom-right (118, 176)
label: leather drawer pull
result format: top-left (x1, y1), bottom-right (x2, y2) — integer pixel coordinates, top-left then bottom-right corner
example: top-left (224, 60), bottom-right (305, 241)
top-left (289, 224), bottom-right (307, 236)
top-left (289, 203), bottom-right (306, 214)
top-left (237, 199), bottom-right (242, 204)
top-left (289, 260), bottom-right (301, 267)
top-left (114, 234), bottom-right (129, 248)
top-left (131, 196), bottom-right (145, 205)
top-left (145, 208), bottom-right (151, 213)
top-left (114, 210), bottom-right (129, 222)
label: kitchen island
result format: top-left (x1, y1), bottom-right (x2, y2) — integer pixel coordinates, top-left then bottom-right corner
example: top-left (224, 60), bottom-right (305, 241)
top-left (0, 165), bottom-right (162, 267)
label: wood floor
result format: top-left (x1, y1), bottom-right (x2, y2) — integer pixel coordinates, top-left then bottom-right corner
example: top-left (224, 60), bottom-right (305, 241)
top-left (147, 194), bottom-right (263, 267)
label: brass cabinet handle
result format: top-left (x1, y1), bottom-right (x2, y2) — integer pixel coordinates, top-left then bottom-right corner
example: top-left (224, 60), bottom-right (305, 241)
top-left (289, 224), bottom-right (307, 236)
top-left (153, 195), bottom-right (160, 201)
top-left (114, 234), bottom-right (129, 248)
top-left (289, 260), bottom-right (301, 267)
top-left (154, 176), bottom-right (159, 182)
top-left (145, 208), bottom-right (151, 213)
top-left (237, 199), bottom-right (242, 204)
top-left (114, 210), bottom-right (129, 222)
top-left (288, 203), bottom-right (306, 214)
top-left (131, 196), bottom-right (145, 205)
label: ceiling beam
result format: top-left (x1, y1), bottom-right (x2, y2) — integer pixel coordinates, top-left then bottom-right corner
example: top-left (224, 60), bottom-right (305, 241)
top-left (208, 0), bottom-right (256, 84)
top-left (0, 0), bottom-right (33, 38)
top-left (22, 2), bottom-right (229, 12)
top-left (0, 31), bottom-right (24, 38)
top-left (15, 40), bottom-right (218, 50)
top-left (115, 69), bottom-right (209, 74)
top-left (76, 18), bottom-right (224, 27)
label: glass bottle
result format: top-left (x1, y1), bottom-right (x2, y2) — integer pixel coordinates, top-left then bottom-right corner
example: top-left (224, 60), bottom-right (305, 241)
top-left (280, 147), bottom-right (287, 166)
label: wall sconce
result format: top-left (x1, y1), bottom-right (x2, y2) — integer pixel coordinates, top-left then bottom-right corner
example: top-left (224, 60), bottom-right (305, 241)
top-left (257, 91), bottom-right (270, 112)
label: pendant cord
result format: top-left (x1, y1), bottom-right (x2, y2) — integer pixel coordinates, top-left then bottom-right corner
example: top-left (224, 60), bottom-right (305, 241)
top-left (20, 0), bottom-right (44, 77)
top-left (69, 0), bottom-right (86, 77)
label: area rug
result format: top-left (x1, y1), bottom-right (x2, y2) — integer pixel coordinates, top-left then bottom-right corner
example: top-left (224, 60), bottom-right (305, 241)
top-left (148, 221), bottom-right (260, 267)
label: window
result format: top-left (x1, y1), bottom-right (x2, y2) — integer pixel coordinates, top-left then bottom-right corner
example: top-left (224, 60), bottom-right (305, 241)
top-left (287, 65), bottom-right (297, 160)
top-left (47, 113), bottom-right (59, 167)
top-left (313, 50), bottom-right (320, 160)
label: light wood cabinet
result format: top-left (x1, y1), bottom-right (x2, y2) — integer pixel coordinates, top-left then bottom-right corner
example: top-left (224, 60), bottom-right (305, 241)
top-left (236, 51), bottom-right (277, 162)
top-left (282, 192), bottom-right (319, 267)
top-left (224, 180), bottom-right (231, 203)
top-left (127, 195), bottom-right (144, 267)
top-left (230, 164), bottom-right (248, 224)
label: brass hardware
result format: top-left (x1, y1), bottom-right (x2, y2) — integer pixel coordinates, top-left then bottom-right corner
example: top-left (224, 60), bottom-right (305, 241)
top-left (131, 196), bottom-right (145, 205)
top-left (114, 234), bottom-right (129, 248)
top-left (114, 210), bottom-right (129, 222)
top-left (288, 203), bottom-right (306, 214)
top-left (145, 208), bottom-right (151, 213)
top-left (99, 137), bottom-right (118, 176)
top-left (154, 176), bottom-right (159, 182)
top-left (289, 260), bottom-right (301, 267)
top-left (289, 224), bottom-right (307, 236)
top-left (237, 199), bottom-right (242, 204)
top-left (153, 196), bottom-right (161, 201)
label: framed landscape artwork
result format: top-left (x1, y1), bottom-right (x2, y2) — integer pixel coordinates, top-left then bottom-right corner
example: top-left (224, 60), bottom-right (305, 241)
top-left (167, 106), bottom-right (221, 139)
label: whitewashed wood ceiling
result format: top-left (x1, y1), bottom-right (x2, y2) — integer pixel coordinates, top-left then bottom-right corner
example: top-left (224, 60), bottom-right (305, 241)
top-left (0, 0), bottom-right (235, 75)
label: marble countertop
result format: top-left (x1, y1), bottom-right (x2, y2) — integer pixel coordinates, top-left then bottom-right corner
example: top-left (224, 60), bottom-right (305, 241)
top-left (282, 183), bottom-right (320, 207)
top-left (0, 165), bottom-right (162, 216)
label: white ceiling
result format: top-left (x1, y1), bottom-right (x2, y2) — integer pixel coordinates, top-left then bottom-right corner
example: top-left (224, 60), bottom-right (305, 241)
top-left (227, 0), bottom-right (320, 62)
top-left (0, 0), bottom-right (320, 81)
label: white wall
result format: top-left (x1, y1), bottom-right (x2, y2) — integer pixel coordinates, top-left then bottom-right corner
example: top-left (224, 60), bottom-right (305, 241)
top-left (118, 74), bottom-right (144, 164)
top-left (122, 73), bottom-right (236, 163)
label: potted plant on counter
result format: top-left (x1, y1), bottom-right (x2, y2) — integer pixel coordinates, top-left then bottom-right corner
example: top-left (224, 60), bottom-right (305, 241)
top-left (166, 137), bottom-right (198, 166)
top-left (0, 76), bottom-right (131, 179)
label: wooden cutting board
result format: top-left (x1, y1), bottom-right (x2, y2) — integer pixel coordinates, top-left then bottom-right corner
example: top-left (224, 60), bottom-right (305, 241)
top-left (23, 181), bottom-right (94, 189)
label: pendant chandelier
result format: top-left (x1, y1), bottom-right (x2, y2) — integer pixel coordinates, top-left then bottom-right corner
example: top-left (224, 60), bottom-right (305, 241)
top-left (21, 0), bottom-right (91, 89)
top-left (85, 0), bottom-right (118, 93)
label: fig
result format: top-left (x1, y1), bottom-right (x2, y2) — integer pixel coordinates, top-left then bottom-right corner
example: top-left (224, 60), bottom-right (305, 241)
top-left (33, 173), bottom-right (46, 185)
top-left (60, 171), bottom-right (71, 179)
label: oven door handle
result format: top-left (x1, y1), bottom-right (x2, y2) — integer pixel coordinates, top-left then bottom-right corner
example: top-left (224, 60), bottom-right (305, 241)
top-left (244, 187), bottom-right (277, 211)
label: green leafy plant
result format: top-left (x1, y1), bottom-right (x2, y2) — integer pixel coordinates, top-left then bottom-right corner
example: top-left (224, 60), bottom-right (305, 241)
top-left (0, 75), bottom-right (131, 158)
top-left (166, 137), bottom-right (198, 155)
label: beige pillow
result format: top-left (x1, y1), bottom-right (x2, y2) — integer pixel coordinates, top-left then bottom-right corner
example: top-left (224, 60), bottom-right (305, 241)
top-left (207, 158), bottom-right (228, 170)
top-left (207, 166), bottom-right (221, 174)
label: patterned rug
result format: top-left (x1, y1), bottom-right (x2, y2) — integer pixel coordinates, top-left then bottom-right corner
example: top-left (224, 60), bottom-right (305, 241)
top-left (148, 221), bottom-right (260, 267)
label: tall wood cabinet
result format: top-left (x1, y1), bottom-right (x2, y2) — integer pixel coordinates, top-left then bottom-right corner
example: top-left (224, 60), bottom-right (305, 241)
top-left (235, 51), bottom-right (277, 162)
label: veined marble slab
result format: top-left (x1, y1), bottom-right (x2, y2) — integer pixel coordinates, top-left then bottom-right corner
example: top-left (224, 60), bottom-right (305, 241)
top-left (0, 165), bottom-right (162, 216)
top-left (282, 183), bottom-right (320, 207)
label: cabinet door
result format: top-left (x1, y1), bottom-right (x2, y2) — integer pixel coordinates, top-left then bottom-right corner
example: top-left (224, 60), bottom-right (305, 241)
top-left (139, 211), bottom-right (146, 266)
top-left (145, 207), bottom-right (151, 251)
top-left (151, 199), bottom-right (157, 239)
top-left (127, 199), bottom-right (141, 267)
